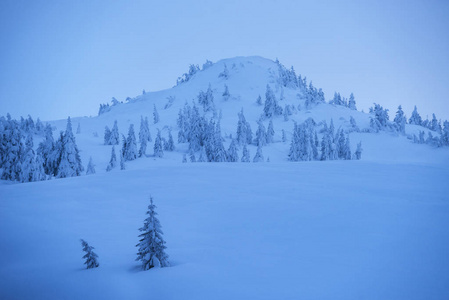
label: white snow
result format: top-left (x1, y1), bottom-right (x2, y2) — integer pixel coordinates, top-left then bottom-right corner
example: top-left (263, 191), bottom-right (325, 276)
top-left (1, 56), bottom-right (448, 299)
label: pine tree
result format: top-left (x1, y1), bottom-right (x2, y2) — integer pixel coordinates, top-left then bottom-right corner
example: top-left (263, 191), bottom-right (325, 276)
top-left (256, 95), bottom-right (262, 106)
top-left (33, 153), bottom-right (47, 181)
top-left (80, 239), bottom-right (99, 269)
top-left (86, 157), bottom-right (96, 175)
top-left (56, 117), bottom-right (84, 178)
top-left (282, 129), bottom-right (287, 142)
top-left (253, 145), bottom-right (264, 162)
top-left (222, 84), bottom-right (230, 101)
top-left (165, 130), bottom-right (175, 151)
top-left (263, 85), bottom-right (282, 117)
top-left (227, 139), bottom-right (239, 162)
top-left (409, 106), bottom-right (422, 125)
top-left (104, 126), bottom-right (111, 145)
top-left (354, 142), bottom-right (362, 160)
top-left (266, 120), bottom-right (275, 144)
top-left (154, 129), bottom-right (164, 158)
top-left (241, 144), bottom-right (250, 162)
top-left (393, 105), bottom-right (407, 134)
top-left (109, 121), bottom-right (120, 145)
top-left (106, 146), bottom-right (117, 172)
top-left (348, 93), bottom-right (357, 110)
top-left (198, 146), bottom-right (207, 162)
top-left (189, 148), bottom-right (196, 162)
top-left (123, 124), bottom-right (137, 161)
top-left (120, 150), bottom-right (126, 170)
top-left (255, 121), bottom-right (267, 146)
top-left (20, 133), bottom-right (35, 183)
top-left (76, 123), bottom-right (81, 134)
top-left (153, 104), bottom-right (160, 124)
top-left (136, 196), bottom-right (169, 270)
top-left (218, 64), bottom-right (229, 79)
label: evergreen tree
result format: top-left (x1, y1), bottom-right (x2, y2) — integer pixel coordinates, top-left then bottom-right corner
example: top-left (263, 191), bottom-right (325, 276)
top-left (136, 196), bottom-right (169, 270)
top-left (104, 126), bottom-right (111, 145)
top-left (255, 121), bottom-right (267, 146)
top-left (33, 153), bottom-right (47, 181)
top-left (120, 150), bottom-right (126, 170)
top-left (393, 105), bottom-right (407, 134)
top-left (198, 146), bottom-right (207, 162)
top-left (266, 119), bottom-right (275, 144)
top-left (56, 117), bottom-right (84, 178)
top-left (253, 145), bottom-right (264, 162)
top-left (106, 146), bottom-right (117, 172)
top-left (218, 64), bottom-right (229, 79)
top-left (165, 130), bottom-right (175, 151)
top-left (263, 85), bottom-right (282, 118)
top-left (139, 116), bottom-right (149, 157)
top-left (227, 139), bottom-right (239, 162)
top-left (430, 113), bottom-right (440, 132)
top-left (348, 93), bottom-right (357, 110)
top-left (154, 129), bottom-right (164, 158)
top-left (241, 144), bottom-right (250, 162)
top-left (80, 239), bottom-right (99, 269)
top-left (349, 116), bottom-right (359, 132)
top-left (222, 84), bottom-right (230, 101)
top-left (354, 142), bottom-right (362, 160)
top-left (409, 106), bottom-right (422, 125)
top-left (124, 124), bottom-right (137, 161)
top-left (256, 95), bottom-right (263, 106)
top-left (189, 148), bottom-right (196, 162)
top-left (109, 121), bottom-right (120, 145)
top-left (86, 157), bottom-right (96, 175)
top-left (153, 104), bottom-right (160, 124)
top-left (20, 133), bottom-right (35, 183)
top-left (282, 129), bottom-right (287, 142)
top-left (76, 123), bottom-right (81, 134)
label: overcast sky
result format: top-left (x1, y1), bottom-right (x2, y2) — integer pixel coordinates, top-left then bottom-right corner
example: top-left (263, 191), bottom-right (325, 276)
top-left (1, 0), bottom-right (448, 121)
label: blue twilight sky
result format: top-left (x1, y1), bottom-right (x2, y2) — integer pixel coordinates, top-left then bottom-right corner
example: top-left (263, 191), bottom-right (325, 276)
top-left (0, 0), bottom-right (448, 121)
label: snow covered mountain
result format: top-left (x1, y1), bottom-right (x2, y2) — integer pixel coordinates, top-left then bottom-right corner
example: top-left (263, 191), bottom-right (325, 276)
top-left (1, 56), bottom-right (448, 300)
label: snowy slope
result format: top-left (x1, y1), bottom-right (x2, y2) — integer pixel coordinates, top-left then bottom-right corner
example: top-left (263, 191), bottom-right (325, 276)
top-left (1, 56), bottom-right (448, 300)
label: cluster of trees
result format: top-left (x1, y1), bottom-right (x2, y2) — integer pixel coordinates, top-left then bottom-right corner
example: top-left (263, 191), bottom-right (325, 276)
top-left (289, 118), bottom-right (362, 161)
top-left (0, 116), bottom-right (85, 182)
top-left (198, 84), bottom-right (215, 112)
top-left (104, 120), bottom-right (120, 145)
top-left (413, 122), bottom-right (449, 147)
top-left (81, 196), bottom-right (169, 271)
top-left (176, 60), bottom-right (214, 86)
top-left (98, 97), bottom-right (122, 115)
top-left (329, 92), bottom-right (357, 110)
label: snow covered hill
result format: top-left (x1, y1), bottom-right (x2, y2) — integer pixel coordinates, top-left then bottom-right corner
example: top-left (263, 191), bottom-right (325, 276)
top-left (1, 56), bottom-right (448, 299)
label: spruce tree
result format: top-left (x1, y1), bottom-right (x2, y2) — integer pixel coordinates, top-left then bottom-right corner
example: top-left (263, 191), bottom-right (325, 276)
top-left (222, 84), bottom-right (230, 101)
top-left (354, 142), bottom-right (362, 160)
top-left (106, 146), bottom-right (117, 172)
top-left (33, 153), bottom-right (47, 181)
top-left (153, 104), bottom-right (160, 124)
top-left (241, 144), bottom-right (250, 162)
top-left (136, 196), bottom-right (169, 270)
top-left (393, 105), bottom-right (407, 134)
top-left (266, 120), bottom-right (275, 144)
top-left (19, 133), bottom-right (35, 183)
top-left (189, 148), bottom-right (196, 162)
top-left (109, 121), bottom-right (120, 145)
top-left (154, 129), bottom-right (164, 158)
top-left (227, 139), bottom-right (239, 162)
top-left (56, 117), bottom-right (84, 178)
top-left (124, 124), bottom-right (137, 161)
top-left (255, 121), bottom-right (267, 146)
top-left (256, 95), bottom-right (263, 106)
top-left (80, 239), bottom-right (99, 269)
top-left (86, 157), bottom-right (96, 175)
top-left (104, 126), bottom-right (111, 145)
top-left (409, 106), bottom-right (422, 125)
top-left (253, 145), bottom-right (264, 162)
top-left (76, 123), bottom-right (81, 134)
top-left (348, 93), bottom-right (357, 110)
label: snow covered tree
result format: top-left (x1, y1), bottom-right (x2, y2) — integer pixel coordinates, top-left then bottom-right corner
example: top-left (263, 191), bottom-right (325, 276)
top-left (227, 139), bottom-right (239, 162)
top-left (348, 93), bottom-right (357, 110)
top-left (263, 85), bottom-right (282, 118)
top-left (36, 124), bottom-right (55, 175)
top-left (80, 239), bottom-right (99, 269)
top-left (253, 145), bottom-right (264, 162)
top-left (236, 109), bottom-right (253, 145)
top-left (19, 133), bottom-right (35, 183)
top-left (86, 157), bottom-right (96, 175)
top-left (106, 146), bottom-right (117, 172)
top-left (139, 116), bottom-right (150, 157)
top-left (393, 105), bottom-right (407, 134)
top-left (165, 130), bottom-right (175, 151)
top-left (266, 119), bottom-right (275, 144)
top-left (120, 150), bottom-right (126, 170)
top-left (109, 121), bottom-right (120, 145)
top-left (104, 126), bottom-right (111, 145)
top-left (409, 106), bottom-right (422, 125)
top-left (123, 124), bottom-right (137, 161)
top-left (255, 121), bottom-right (267, 146)
top-left (56, 117), bottom-right (84, 178)
top-left (430, 113), bottom-right (440, 132)
top-left (218, 64), bottom-right (229, 79)
top-left (33, 153), bottom-right (47, 181)
top-left (198, 84), bottom-right (215, 112)
top-left (256, 95), bottom-right (263, 106)
top-left (222, 84), bottom-right (230, 101)
top-left (189, 148), bottom-right (196, 162)
top-left (182, 154), bottom-right (187, 163)
top-left (282, 129), bottom-right (287, 142)
top-left (76, 123), bottom-right (81, 134)
top-left (241, 144), bottom-right (250, 162)
top-left (153, 104), bottom-right (160, 124)
top-left (198, 146), bottom-right (207, 162)
top-left (136, 196), bottom-right (169, 270)
top-left (154, 129), bottom-right (164, 158)
top-left (354, 142), bottom-right (362, 160)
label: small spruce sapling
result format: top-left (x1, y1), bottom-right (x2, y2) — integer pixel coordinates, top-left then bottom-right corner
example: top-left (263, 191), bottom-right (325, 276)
top-left (80, 239), bottom-right (99, 269)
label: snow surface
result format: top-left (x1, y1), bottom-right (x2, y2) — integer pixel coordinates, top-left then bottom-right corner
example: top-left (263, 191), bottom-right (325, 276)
top-left (1, 56), bottom-right (449, 299)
